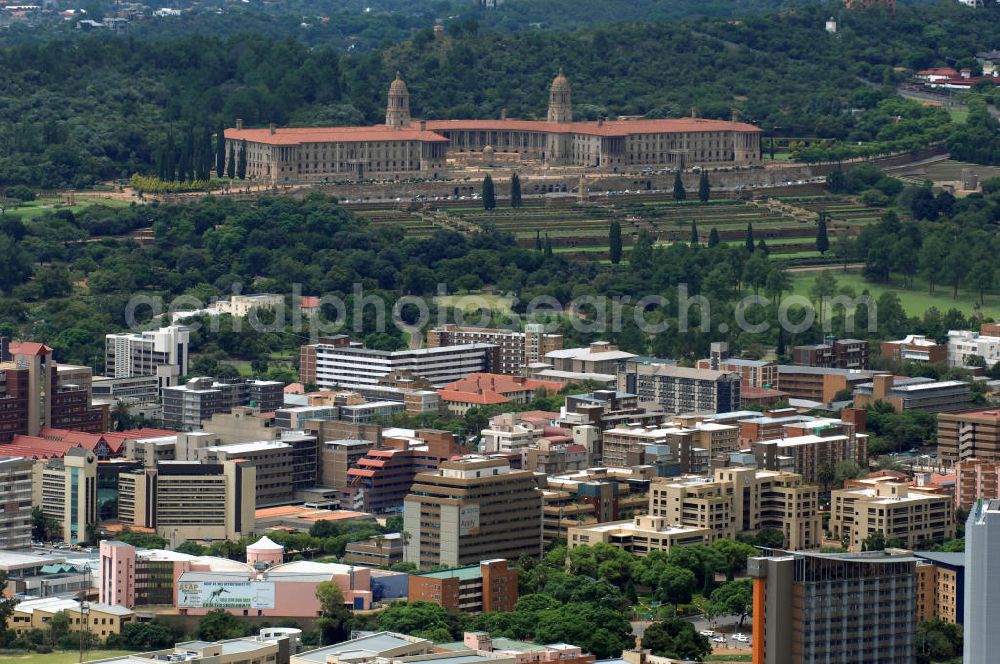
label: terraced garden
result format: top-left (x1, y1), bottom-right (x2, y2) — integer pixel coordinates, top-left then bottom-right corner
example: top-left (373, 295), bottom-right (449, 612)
top-left (346, 192), bottom-right (888, 263)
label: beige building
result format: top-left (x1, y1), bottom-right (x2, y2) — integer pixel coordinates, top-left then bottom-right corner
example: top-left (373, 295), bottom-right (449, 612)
top-left (648, 467), bottom-right (821, 550)
top-left (224, 72), bottom-right (761, 185)
top-left (567, 515), bottom-right (710, 555)
top-left (118, 459), bottom-right (255, 542)
top-left (403, 456), bottom-right (542, 571)
top-left (830, 478), bottom-right (954, 551)
top-left (33, 448), bottom-right (98, 545)
top-left (428, 325), bottom-right (563, 375)
top-left (601, 422), bottom-right (738, 471)
top-left (8, 597), bottom-right (135, 639)
top-left (0, 456), bottom-right (33, 550)
top-left (938, 408), bottom-right (1000, 467)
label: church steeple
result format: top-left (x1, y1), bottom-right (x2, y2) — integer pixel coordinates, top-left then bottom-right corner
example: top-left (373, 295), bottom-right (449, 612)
top-left (547, 68), bottom-right (572, 124)
top-left (386, 71), bottom-right (411, 128)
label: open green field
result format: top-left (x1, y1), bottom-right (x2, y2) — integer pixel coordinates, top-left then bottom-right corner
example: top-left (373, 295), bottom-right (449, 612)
top-left (947, 107), bottom-right (969, 124)
top-left (790, 268), bottom-right (1000, 319)
top-left (0, 650), bottom-right (134, 664)
top-left (434, 293), bottom-right (514, 313)
top-left (3, 196), bottom-right (131, 223)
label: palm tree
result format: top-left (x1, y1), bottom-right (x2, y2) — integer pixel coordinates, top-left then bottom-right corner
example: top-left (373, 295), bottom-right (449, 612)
top-left (110, 400), bottom-right (133, 431)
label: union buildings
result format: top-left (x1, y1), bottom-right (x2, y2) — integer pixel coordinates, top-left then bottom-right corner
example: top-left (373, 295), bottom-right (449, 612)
top-left (223, 71), bottom-right (762, 184)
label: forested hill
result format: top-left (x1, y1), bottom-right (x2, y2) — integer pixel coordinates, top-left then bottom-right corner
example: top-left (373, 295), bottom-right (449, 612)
top-left (1, 2), bottom-right (998, 188)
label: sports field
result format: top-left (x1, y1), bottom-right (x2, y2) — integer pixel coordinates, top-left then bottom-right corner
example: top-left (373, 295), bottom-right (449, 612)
top-left (0, 650), bottom-right (133, 664)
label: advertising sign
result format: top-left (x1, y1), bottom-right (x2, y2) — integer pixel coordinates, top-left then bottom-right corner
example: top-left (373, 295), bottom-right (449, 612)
top-left (460, 504), bottom-right (480, 536)
top-left (176, 581), bottom-right (275, 609)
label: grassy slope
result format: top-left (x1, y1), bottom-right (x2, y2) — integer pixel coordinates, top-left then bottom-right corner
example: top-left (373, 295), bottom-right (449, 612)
top-left (790, 269), bottom-right (1000, 319)
top-left (0, 651), bottom-right (135, 664)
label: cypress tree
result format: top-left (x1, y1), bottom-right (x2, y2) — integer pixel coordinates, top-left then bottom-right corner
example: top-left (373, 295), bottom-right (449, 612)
top-left (535, 229), bottom-right (542, 251)
top-left (745, 223), bottom-right (755, 252)
top-left (216, 125), bottom-right (226, 178)
top-left (183, 129), bottom-right (195, 182)
top-left (689, 219), bottom-right (698, 247)
top-left (544, 233), bottom-right (553, 258)
top-left (609, 221), bottom-right (623, 264)
top-left (510, 173), bottom-right (522, 208)
top-left (482, 174), bottom-right (496, 210)
top-left (673, 171), bottom-right (686, 201)
top-left (757, 239), bottom-right (769, 255)
top-left (236, 140), bottom-right (247, 180)
top-left (227, 144), bottom-right (236, 178)
top-left (776, 326), bottom-right (786, 357)
top-left (708, 227), bottom-right (720, 247)
top-left (816, 210), bottom-right (830, 255)
top-left (197, 128), bottom-right (212, 181)
top-left (164, 132), bottom-right (177, 181)
top-left (698, 171), bottom-right (710, 202)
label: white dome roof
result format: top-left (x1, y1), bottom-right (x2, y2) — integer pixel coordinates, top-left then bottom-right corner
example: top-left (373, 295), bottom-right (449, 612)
top-left (247, 536), bottom-right (284, 551)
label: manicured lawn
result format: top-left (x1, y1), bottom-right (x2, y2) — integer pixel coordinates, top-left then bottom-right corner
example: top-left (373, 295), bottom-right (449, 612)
top-left (947, 107), bottom-right (969, 124)
top-left (0, 650), bottom-right (135, 664)
top-left (790, 269), bottom-right (1000, 319)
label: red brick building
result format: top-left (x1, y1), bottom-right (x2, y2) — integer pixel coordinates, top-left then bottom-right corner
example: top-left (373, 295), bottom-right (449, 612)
top-left (408, 559), bottom-right (518, 613)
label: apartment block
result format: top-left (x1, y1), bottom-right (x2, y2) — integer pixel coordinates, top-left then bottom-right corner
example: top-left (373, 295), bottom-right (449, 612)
top-left (408, 559), bottom-right (518, 613)
top-left (696, 348), bottom-right (778, 388)
top-left (881, 334), bottom-right (948, 364)
top-left (955, 458), bottom-right (1000, 510)
top-left (791, 338), bottom-right (869, 369)
top-left (117, 459), bottom-right (255, 541)
top-left (648, 467), bottom-right (821, 549)
top-left (301, 340), bottom-right (498, 394)
top-left (567, 515), bottom-right (710, 555)
top-left (947, 329), bottom-right (1000, 368)
top-left (105, 325), bottom-right (190, 385)
top-left (618, 360), bottom-right (741, 415)
top-left (560, 390), bottom-right (667, 433)
top-left (545, 342), bottom-right (636, 375)
top-left (914, 551), bottom-right (964, 626)
top-left (751, 424), bottom-right (868, 485)
top-left (776, 365), bottom-right (876, 404)
top-left (343, 532), bottom-right (405, 567)
top-left (541, 468), bottom-right (651, 544)
top-left (965, 499), bottom-right (1000, 664)
top-left (0, 456), bottom-right (33, 550)
top-left (403, 456), bottom-right (542, 571)
top-left (749, 550), bottom-right (918, 664)
top-left (480, 411), bottom-right (555, 455)
top-left (938, 409), bottom-right (1000, 467)
top-left (428, 324), bottom-right (563, 375)
top-left (8, 597), bottom-right (135, 639)
top-left (601, 422), bottom-right (737, 474)
top-left (524, 439), bottom-right (588, 475)
top-left (161, 377), bottom-right (283, 430)
top-left (854, 374), bottom-right (972, 413)
top-left (345, 428), bottom-right (463, 514)
top-left (32, 447), bottom-right (98, 545)
top-left (830, 478), bottom-right (954, 551)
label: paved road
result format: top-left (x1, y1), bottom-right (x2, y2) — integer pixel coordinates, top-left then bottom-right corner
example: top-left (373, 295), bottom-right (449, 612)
top-left (786, 263), bottom-right (864, 273)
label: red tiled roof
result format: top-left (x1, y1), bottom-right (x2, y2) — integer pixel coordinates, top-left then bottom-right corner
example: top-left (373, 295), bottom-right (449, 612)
top-left (284, 383), bottom-right (305, 394)
top-left (224, 125), bottom-right (449, 145)
top-left (1, 437), bottom-right (88, 459)
top-left (300, 296), bottom-right (321, 308)
top-left (425, 117), bottom-right (761, 137)
top-left (916, 67), bottom-right (961, 77)
top-left (438, 389), bottom-right (510, 405)
top-left (8, 342), bottom-right (52, 357)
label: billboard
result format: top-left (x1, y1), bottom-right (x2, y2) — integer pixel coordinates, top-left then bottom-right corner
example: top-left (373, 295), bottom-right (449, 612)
top-left (459, 503), bottom-right (480, 536)
top-left (177, 581), bottom-right (275, 609)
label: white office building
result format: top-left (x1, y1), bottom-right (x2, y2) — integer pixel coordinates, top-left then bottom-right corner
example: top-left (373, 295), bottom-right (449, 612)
top-left (948, 330), bottom-right (1000, 368)
top-left (105, 326), bottom-right (190, 385)
top-left (965, 499), bottom-right (1000, 663)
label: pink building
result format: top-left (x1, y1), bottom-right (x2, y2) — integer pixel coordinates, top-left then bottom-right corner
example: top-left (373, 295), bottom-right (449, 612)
top-left (956, 458), bottom-right (1000, 511)
top-left (99, 541), bottom-right (399, 616)
top-left (246, 536), bottom-right (284, 568)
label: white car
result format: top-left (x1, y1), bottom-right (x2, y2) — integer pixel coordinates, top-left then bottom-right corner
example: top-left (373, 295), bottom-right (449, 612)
top-left (712, 636), bottom-right (726, 643)
top-left (733, 634), bottom-right (750, 643)
top-left (699, 630), bottom-right (715, 637)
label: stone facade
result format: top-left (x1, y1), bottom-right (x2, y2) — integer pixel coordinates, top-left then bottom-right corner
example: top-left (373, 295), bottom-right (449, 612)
top-left (223, 72), bottom-right (762, 184)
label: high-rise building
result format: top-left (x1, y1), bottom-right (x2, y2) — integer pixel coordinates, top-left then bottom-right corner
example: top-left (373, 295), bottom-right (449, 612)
top-left (776, 365), bottom-right (878, 404)
top-left (428, 325), bottom-right (563, 375)
top-left (751, 421), bottom-right (868, 485)
top-left (830, 478), bottom-right (954, 551)
top-left (200, 433), bottom-right (318, 507)
top-left (749, 549), bottom-right (917, 664)
top-left (947, 329), bottom-right (1000, 368)
top-left (618, 360), bottom-right (740, 415)
top-left (161, 378), bottom-right (283, 430)
top-left (32, 447), bottom-right (98, 545)
top-left (0, 456), bottom-right (33, 549)
top-left (938, 409), bottom-right (1000, 467)
top-left (403, 456), bottom-right (542, 571)
top-left (118, 459), bottom-right (255, 541)
top-left (964, 499), bottom-right (1000, 664)
top-left (105, 326), bottom-right (190, 386)
top-left (299, 341), bottom-right (497, 395)
top-left (955, 458), bottom-right (1000, 510)
top-left (0, 343), bottom-right (107, 442)
top-left (648, 467), bottom-right (821, 549)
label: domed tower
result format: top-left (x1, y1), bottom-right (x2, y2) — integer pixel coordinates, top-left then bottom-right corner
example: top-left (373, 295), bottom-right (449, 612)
top-left (386, 71), bottom-right (411, 128)
top-left (246, 536), bottom-right (284, 569)
top-left (547, 68), bottom-right (572, 124)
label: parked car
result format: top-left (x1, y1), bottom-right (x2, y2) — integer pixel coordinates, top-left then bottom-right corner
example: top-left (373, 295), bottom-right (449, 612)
top-left (699, 630), bottom-right (716, 637)
top-left (733, 634), bottom-right (750, 643)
